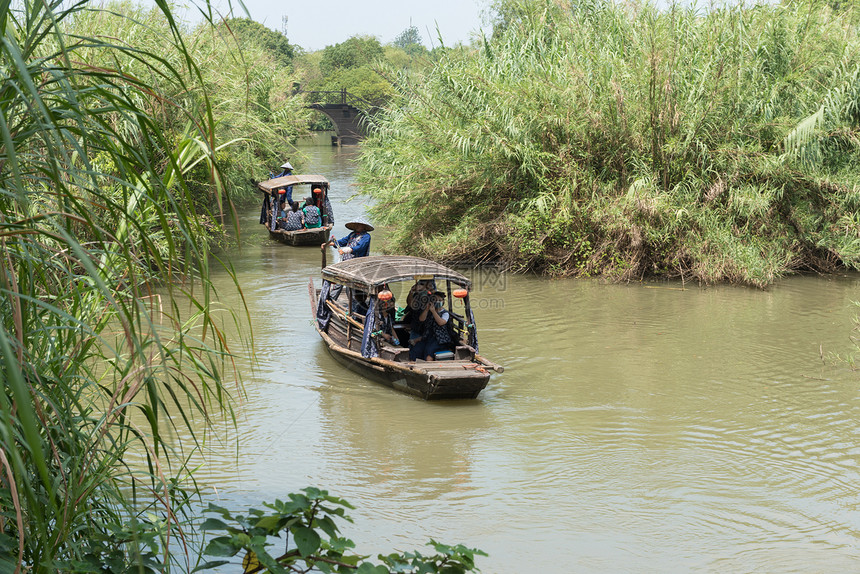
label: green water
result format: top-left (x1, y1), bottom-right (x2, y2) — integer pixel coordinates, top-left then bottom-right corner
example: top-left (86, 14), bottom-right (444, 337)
top-left (181, 135), bottom-right (860, 573)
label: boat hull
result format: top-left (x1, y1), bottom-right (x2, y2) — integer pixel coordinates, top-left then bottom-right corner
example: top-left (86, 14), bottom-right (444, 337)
top-left (308, 276), bottom-right (496, 400)
top-left (267, 225), bottom-right (332, 246)
top-left (319, 328), bottom-right (489, 400)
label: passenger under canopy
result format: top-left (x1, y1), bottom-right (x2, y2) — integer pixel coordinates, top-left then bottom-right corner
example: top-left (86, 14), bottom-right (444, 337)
top-left (258, 173), bottom-right (333, 245)
top-left (316, 256), bottom-right (479, 359)
top-left (309, 255), bottom-right (502, 400)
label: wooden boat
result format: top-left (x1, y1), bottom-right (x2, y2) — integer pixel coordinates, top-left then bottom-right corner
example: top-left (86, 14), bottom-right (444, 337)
top-left (309, 255), bottom-right (503, 400)
top-left (258, 174), bottom-right (333, 245)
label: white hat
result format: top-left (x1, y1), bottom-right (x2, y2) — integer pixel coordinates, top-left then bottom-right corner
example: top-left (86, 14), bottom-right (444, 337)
top-left (280, 161), bottom-right (293, 170)
top-left (345, 215), bottom-right (374, 232)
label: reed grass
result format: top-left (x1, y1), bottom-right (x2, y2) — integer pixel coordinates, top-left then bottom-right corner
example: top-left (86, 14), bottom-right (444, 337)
top-left (359, 0), bottom-right (860, 286)
top-left (0, 0), bottom-right (250, 570)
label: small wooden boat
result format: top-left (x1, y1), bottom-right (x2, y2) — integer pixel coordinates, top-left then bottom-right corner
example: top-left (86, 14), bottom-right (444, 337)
top-left (309, 255), bottom-right (503, 400)
top-left (258, 174), bottom-right (333, 245)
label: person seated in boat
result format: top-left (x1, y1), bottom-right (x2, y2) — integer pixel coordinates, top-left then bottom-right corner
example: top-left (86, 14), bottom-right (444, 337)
top-left (274, 198), bottom-right (286, 228)
top-left (408, 290), bottom-right (453, 361)
top-left (351, 289), bottom-right (369, 317)
top-left (325, 216), bottom-right (373, 260)
top-left (280, 200), bottom-right (303, 231)
top-left (302, 197), bottom-right (322, 229)
top-left (403, 279), bottom-right (434, 333)
top-left (312, 187), bottom-right (335, 225)
top-left (377, 291), bottom-right (400, 346)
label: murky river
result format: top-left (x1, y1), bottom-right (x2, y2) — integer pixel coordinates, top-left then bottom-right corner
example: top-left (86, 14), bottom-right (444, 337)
top-left (181, 136), bottom-right (860, 573)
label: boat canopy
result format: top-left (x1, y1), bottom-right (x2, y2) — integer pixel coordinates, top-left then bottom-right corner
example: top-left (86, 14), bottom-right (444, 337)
top-left (322, 256), bottom-right (471, 293)
top-left (258, 174), bottom-right (329, 194)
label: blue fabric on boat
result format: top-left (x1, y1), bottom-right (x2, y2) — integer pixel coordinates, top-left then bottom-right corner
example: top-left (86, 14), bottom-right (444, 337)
top-left (270, 195), bottom-right (278, 231)
top-left (316, 280), bottom-right (332, 330)
top-left (361, 296), bottom-right (378, 358)
top-left (260, 195), bottom-right (270, 225)
top-left (467, 302), bottom-right (479, 352)
top-left (352, 295), bottom-right (368, 316)
top-left (323, 197), bottom-right (334, 224)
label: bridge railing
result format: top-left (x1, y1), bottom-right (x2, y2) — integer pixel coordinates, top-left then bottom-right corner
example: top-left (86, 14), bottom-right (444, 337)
top-left (297, 88), bottom-right (380, 111)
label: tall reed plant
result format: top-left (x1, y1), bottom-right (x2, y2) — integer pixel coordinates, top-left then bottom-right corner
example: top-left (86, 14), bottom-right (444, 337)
top-left (67, 3), bottom-right (309, 212)
top-left (0, 0), bottom-right (246, 570)
top-left (360, 0), bottom-right (860, 286)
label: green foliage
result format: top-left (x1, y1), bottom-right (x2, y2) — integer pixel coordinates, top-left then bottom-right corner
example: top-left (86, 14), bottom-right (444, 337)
top-left (297, 33), bottom-right (436, 120)
top-left (0, 0), bottom-right (247, 570)
top-left (300, 35), bottom-right (394, 106)
top-left (359, 0), bottom-right (860, 287)
top-left (0, 2), bottom-right (480, 572)
top-left (71, 3), bottom-right (309, 210)
top-left (192, 18), bottom-right (311, 200)
top-left (320, 36), bottom-right (385, 75)
top-left (196, 488), bottom-right (485, 574)
top-left (328, 66), bottom-right (394, 105)
top-left (393, 25), bottom-right (422, 49)
top-left (392, 25), bottom-right (427, 57)
top-left (224, 18), bottom-right (296, 67)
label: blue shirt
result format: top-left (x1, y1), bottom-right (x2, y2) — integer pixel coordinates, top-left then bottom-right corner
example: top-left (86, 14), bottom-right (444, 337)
top-left (275, 170), bottom-right (293, 203)
top-left (334, 231), bottom-right (371, 259)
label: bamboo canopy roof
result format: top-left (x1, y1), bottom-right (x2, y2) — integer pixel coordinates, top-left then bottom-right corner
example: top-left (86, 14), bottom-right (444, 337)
top-left (322, 256), bottom-right (471, 291)
top-left (258, 174), bottom-right (329, 194)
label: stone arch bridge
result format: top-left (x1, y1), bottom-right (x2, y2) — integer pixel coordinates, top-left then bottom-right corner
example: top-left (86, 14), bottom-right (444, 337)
top-left (302, 89), bottom-right (376, 146)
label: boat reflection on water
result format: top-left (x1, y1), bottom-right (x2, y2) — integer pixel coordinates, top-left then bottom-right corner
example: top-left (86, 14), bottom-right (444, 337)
top-left (312, 366), bottom-right (495, 502)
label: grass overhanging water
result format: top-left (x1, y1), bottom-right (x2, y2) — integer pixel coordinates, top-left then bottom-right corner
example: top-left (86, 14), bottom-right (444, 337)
top-left (0, 1), bottom-right (485, 571)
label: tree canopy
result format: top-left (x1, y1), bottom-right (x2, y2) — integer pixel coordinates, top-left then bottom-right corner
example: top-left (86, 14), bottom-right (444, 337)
top-left (222, 17), bottom-right (296, 67)
top-left (320, 34), bottom-right (385, 75)
top-left (393, 24), bottom-right (426, 56)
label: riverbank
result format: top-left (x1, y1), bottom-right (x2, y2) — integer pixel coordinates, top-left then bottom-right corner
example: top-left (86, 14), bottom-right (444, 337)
top-left (358, 0), bottom-right (860, 288)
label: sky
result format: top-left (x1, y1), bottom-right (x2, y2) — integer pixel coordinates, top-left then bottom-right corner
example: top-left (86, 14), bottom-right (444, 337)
top-left (181, 0), bottom-right (492, 52)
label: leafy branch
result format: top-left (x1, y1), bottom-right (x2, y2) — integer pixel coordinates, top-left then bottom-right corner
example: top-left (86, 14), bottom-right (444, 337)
top-left (195, 487), bottom-right (486, 574)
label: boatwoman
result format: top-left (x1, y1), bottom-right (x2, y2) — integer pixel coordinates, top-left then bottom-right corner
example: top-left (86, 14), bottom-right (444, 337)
top-left (274, 161), bottom-right (294, 203)
top-left (325, 216), bottom-right (373, 260)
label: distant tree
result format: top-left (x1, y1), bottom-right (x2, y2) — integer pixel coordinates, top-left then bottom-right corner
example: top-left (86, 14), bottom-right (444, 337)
top-left (384, 45), bottom-right (412, 68)
top-left (327, 65), bottom-right (393, 105)
top-left (393, 24), bottom-right (427, 57)
top-left (223, 18), bottom-right (295, 67)
top-left (320, 34), bottom-right (384, 75)
top-left (394, 24), bottom-right (421, 48)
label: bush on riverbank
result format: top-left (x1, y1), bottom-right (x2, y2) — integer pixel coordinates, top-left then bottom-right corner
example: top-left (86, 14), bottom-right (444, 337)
top-left (359, 0), bottom-right (860, 287)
